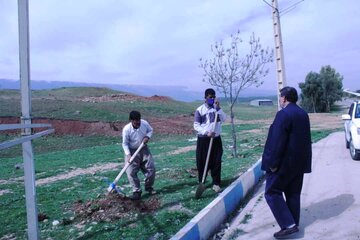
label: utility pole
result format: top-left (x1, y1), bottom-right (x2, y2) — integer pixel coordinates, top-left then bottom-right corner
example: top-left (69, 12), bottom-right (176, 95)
top-left (271, 0), bottom-right (287, 109)
top-left (18, 0), bottom-right (39, 239)
top-left (263, 0), bottom-right (304, 109)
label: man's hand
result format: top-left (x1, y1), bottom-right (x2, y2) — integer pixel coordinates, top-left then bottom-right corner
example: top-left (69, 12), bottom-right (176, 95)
top-left (125, 154), bottom-right (131, 163)
top-left (143, 136), bottom-right (150, 144)
top-left (207, 131), bottom-right (216, 137)
top-left (215, 98), bottom-right (220, 108)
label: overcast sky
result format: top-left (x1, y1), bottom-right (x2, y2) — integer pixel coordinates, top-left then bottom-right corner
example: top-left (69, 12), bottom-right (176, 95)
top-left (0, 0), bottom-right (359, 94)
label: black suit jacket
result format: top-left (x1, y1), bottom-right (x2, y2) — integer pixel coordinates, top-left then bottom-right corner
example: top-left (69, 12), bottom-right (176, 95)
top-left (261, 103), bottom-right (312, 175)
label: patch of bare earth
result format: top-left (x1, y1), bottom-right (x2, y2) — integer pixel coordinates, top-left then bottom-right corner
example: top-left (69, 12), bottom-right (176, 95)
top-left (168, 203), bottom-right (194, 215)
top-left (232, 112), bottom-right (342, 131)
top-left (169, 145), bottom-right (196, 155)
top-left (308, 112), bottom-right (343, 130)
top-left (1, 93), bottom-right (194, 136)
top-left (70, 193), bottom-right (161, 224)
top-left (0, 115), bottom-right (193, 136)
top-left (231, 119), bottom-right (273, 125)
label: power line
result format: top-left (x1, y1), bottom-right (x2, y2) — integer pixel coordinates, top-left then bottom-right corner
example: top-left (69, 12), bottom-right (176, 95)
top-left (280, 0), bottom-right (304, 16)
top-left (263, 0), bottom-right (304, 14)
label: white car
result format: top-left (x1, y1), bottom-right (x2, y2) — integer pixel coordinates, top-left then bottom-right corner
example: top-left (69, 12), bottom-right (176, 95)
top-left (342, 101), bottom-right (360, 160)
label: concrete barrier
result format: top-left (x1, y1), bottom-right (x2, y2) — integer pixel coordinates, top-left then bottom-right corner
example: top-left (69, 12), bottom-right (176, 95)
top-left (170, 159), bottom-right (264, 240)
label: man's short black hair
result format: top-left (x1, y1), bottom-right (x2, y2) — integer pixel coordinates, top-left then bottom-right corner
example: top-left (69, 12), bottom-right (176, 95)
top-left (280, 86), bottom-right (298, 103)
top-left (129, 110), bottom-right (141, 120)
top-left (204, 88), bottom-right (216, 98)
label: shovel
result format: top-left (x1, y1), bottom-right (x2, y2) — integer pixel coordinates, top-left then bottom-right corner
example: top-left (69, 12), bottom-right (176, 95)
top-left (107, 142), bottom-right (145, 194)
top-left (195, 112), bottom-right (218, 199)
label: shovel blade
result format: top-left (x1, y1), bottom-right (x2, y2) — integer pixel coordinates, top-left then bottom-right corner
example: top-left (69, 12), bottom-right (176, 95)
top-left (113, 186), bottom-right (126, 196)
top-left (195, 183), bottom-right (206, 199)
top-left (107, 183), bottom-right (126, 196)
top-left (107, 182), bottom-right (116, 193)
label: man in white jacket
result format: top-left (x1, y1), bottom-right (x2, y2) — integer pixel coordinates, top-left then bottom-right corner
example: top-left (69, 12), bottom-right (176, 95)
top-left (194, 88), bottom-right (226, 193)
top-left (122, 110), bottom-right (155, 200)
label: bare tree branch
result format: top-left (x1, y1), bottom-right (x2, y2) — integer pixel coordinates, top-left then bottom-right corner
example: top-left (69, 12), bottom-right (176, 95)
top-left (199, 31), bottom-right (273, 157)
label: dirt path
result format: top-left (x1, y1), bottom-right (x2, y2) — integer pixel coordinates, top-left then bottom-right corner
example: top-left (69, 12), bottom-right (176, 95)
top-left (36, 144), bottom-right (197, 186)
top-left (0, 163), bottom-right (121, 189)
top-left (0, 189), bottom-right (12, 196)
top-left (35, 163), bottom-right (121, 186)
top-left (0, 144), bottom-right (196, 192)
top-left (169, 145), bottom-right (196, 155)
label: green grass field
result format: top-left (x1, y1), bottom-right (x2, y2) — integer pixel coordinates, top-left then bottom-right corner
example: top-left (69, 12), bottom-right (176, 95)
top-left (0, 87), bottom-right (343, 239)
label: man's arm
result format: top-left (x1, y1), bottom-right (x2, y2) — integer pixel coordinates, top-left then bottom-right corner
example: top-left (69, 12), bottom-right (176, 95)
top-left (122, 125), bottom-right (131, 156)
top-left (142, 120), bottom-right (153, 144)
top-left (143, 120), bottom-right (153, 139)
top-left (194, 110), bottom-right (208, 135)
top-left (217, 108), bottom-right (226, 123)
top-left (215, 99), bottom-right (227, 123)
top-left (269, 111), bottom-right (290, 169)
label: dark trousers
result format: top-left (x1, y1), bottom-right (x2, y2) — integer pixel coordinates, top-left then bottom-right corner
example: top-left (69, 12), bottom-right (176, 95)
top-left (196, 136), bottom-right (223, 186)
top-left (265, 172), bottom-right (304, 229)
top-left (126, 145), bottom-right (155, 193)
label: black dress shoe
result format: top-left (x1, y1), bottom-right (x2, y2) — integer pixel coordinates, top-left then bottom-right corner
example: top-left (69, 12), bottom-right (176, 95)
top-left (273, 226), bottom-right (299, 239)
top-left (129, 192), bottom-right (141, 200)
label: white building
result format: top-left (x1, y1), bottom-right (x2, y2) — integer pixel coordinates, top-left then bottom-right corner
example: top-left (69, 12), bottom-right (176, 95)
top-left (250, 99), bottom-right (273, 106)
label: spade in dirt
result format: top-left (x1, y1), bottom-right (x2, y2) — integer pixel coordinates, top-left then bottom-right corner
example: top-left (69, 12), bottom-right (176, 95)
top-left (107, 142), bottom-right (145, 196)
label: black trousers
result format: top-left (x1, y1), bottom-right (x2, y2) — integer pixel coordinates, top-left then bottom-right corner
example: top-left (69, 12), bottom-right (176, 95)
top-left (265, 172), bottom-right (304, 229)
top-left (196, 136), bottom-right (223, 186)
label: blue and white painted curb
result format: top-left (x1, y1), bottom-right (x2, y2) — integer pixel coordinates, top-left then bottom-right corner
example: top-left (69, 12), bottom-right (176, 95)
top-left (170, 158), bottom-right (264, 240)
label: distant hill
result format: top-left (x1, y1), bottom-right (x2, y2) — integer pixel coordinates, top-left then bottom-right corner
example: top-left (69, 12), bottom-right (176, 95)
top-left (0, 79), bottom-right (276, 102)
top-left (0, 87), bottom-right (196, 122)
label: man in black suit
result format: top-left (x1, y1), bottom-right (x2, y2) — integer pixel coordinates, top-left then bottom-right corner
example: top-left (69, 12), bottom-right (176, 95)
top-left (262, 86), bottom-right (312, 239)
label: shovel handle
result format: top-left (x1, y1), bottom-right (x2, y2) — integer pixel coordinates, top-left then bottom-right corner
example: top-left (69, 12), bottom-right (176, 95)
top-left (201, 137), bottom-right (214, 183)
top-left (200, 112), bottom-right (218, 184)
top-left (113, 142), bottom-right (145, 184)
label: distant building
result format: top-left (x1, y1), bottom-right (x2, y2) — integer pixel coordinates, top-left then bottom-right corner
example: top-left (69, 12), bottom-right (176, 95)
top-left (250, 99), bottom-right (273, 106)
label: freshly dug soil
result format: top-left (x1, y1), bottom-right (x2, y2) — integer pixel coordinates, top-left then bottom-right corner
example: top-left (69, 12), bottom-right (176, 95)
top-left (71, 193), bottom-right (161, 223)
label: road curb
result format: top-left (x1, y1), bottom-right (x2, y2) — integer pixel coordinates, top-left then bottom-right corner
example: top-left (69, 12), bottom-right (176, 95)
top-left (170, 159), bottom-right (264, 240)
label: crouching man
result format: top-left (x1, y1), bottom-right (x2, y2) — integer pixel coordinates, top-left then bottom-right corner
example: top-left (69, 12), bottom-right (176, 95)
top-left (122, 110), bottom-right (156, 200)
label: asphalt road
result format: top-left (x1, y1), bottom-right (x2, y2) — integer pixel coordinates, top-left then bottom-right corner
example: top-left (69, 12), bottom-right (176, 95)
top-left (222, 132), bottom-right (360, 240)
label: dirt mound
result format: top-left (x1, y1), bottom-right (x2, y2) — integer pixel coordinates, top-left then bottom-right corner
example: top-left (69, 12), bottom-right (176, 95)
top-left (71, 193), bottom-right (161, 223)
top-left (148, 115), bottom-right (194, 135)
top-left (80, 94), bottom-right (174, 103)
top-left (148, 95), bottom-right (173, 102)
top-left (0, 115), bottom-right (194, 136)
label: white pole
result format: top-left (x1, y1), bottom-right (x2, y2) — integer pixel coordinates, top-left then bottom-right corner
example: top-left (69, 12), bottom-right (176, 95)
top-left (271, 0), bottom-right (287, 109)
top-left (18, 0), bottom-right (39, 239)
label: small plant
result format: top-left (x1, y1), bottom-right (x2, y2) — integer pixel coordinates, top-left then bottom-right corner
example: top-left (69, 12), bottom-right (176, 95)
top-left (240, 213), bottom-right (253, 224)
top-left (227, 228), bottom-right (246, 240)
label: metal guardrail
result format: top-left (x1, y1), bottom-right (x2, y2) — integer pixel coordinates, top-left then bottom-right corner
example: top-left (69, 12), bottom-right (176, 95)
top-left (0, 122), bottom-right (54, 240)
top-left (0, 123), bottom-right (52, 131)
top-left (0, 123), bottom-right (54, 150)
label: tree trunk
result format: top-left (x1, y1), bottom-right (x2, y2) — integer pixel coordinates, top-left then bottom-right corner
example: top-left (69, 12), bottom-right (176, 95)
top-left (312, 96), bottom-right (316, 113)
top-left (230, 106), bottom-right (237, 157)
top-left (326, 101), bottom-right (331, 112)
